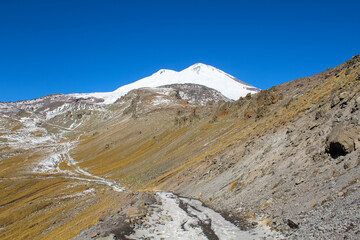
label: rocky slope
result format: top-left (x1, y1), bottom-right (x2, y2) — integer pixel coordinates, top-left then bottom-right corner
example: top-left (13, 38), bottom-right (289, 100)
top-left (160, 55), bottom-right (360, 239)
top-left (0, 56), bottom-right (359, 239)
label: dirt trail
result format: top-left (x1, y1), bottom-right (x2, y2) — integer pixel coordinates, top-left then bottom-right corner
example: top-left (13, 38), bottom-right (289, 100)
top-left (127, 192), bottom-right (283, 240)
top-left (6, 116), bottom-right (283, 239)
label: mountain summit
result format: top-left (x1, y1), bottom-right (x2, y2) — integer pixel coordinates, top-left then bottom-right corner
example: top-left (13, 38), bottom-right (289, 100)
top-left (74, 63), bottom-right (259, 104)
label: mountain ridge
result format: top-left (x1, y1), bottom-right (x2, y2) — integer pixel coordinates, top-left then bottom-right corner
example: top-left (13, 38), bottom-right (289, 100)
top-left (2, 63), bottom-right (259, 106)
top-left (71, 63), bottom-right (260, 104)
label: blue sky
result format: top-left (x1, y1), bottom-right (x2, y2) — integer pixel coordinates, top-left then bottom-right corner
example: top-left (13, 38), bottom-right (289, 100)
top-left (1, 0), bottom-right (359, 102)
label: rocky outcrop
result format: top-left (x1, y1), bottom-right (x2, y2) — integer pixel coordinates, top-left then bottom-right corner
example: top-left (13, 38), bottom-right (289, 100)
top-left (326, 124), bottom-right (360, 158)
top-left (161, 83), bottom-right (231, 105)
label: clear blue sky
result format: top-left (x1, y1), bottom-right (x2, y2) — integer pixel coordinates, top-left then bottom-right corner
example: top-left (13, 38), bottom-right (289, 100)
top-left (1, 0), bottom-right (359, 102)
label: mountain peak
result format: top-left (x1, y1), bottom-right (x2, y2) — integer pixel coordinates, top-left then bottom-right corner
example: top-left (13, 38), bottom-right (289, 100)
top-left (190, 63), bottom-right (209, 68)
top-left (184, 63), bottom-right (217, 74)
top-left (73, 63), bottom-right (259, 104)
top-left (153, 69), bottom-right (176, 75)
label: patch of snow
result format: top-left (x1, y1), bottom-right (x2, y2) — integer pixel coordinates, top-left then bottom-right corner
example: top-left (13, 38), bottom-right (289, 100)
top-left (67, 176), bottom-right (125, 192)
top-left (0, 117), bottom-right (55, 150)
top-left (33, 142), bottom-right (74, 175)
top-left (152, 96), bottom-right (172, 106)
top-left (32, 140), bottom-right (125, 192)
top-left (54, 188), bottom-right (95, 200)
top-left (45, 102), bottom-right (99, 120)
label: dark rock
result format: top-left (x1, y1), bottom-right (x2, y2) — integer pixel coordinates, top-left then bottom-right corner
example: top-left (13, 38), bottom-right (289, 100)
top-left (287, 219), bottom-right (299, 229)
top-left (295, 178), bottom-right (305, 185)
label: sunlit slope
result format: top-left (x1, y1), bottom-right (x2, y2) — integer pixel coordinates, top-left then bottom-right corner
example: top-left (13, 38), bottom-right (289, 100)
top-left (0, 151), bottom-right (127, 240)
top-left (73, 55), bottom-right (360, 197)
top-left (72, 107), bottom-right (225, 188)
top-left (72, 89), bottom-right (282, 191)
top-left (0, 112), bottom-right (134, 240)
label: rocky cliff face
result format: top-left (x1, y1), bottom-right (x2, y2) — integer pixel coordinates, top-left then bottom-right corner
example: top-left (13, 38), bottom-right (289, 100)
top-left (0, 56), bottom-right (359, 239)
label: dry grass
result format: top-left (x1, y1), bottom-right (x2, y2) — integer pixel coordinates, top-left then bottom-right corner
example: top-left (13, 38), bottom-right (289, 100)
top-left (229, 182), bottom-right (237, 191)
top-left (0, 175), bottom-right (126, 240)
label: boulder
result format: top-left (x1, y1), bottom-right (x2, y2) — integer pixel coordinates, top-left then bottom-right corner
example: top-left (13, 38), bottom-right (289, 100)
top-left (325, 124), bottom-right (360, 158)
top-left (287, 219), bottom-right (299, 229)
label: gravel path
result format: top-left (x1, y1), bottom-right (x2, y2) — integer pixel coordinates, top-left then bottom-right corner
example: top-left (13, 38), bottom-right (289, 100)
top-left (127, 192), bottom-right (284, 240)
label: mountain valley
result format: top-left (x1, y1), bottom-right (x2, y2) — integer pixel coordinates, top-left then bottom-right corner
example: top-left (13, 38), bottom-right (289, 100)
top-left (1, 58), bottom-right (360, 239)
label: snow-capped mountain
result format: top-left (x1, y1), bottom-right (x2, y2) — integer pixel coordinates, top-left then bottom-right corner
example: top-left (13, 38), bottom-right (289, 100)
top-left (72, 63), bottom-right (259, 104)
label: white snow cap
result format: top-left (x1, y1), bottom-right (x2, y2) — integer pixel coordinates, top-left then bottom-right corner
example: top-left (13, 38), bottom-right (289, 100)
top-left (72, 63), bottom-right (259, 104)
